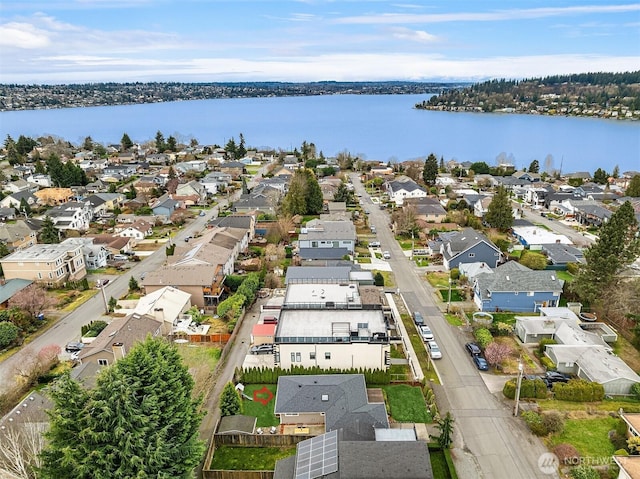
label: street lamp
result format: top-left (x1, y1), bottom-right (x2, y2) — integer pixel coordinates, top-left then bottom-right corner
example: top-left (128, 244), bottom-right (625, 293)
top-left (514, 359), bottom-right (524, 416)
top-left (447, 277), bottom-right (452, 313)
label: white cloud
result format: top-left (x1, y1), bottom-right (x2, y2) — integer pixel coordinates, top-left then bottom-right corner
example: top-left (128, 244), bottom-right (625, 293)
top-left (388, 27), bottom-right (438, 43)
top-left (4, 52), bottom-right (638, 84)
top-left (0, 22), bottom-right (51, 48)
top-left (334, 4), bottom-right (640, 25)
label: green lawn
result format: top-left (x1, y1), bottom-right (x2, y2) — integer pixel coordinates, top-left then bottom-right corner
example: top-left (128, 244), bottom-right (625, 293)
top-left (439, 289), bottom-right (464, 302)
top-left (444, 313), bottom-right (464, 327)
top-left (547, 417), bottom-right (619, 458)
top-left (241, 384), bottom-right (279, 427)
top-left (357, 257), bottom-right (372, 264)
top-left (555, 270), bottom-right (574, 282)
top-left (426, 272), bottom-right (450, 288)
top-left (373, 270), bottom-right (395, 287)
top-left (429, 448), bottom-right (456, 479)
top-left (382, 384), bottom-right (432, 423)
top-left (210, 445), bottom-right (296, 470)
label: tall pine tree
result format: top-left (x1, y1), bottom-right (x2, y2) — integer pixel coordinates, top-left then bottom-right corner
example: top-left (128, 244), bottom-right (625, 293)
top-left (423, 153), bottom-right (438, 186)
top-left (40, 337), bottom-right (204, 479)
top-left (484, 186), bottom-right (513, 232)
top-left (572, 201), bottom-right (640, 305)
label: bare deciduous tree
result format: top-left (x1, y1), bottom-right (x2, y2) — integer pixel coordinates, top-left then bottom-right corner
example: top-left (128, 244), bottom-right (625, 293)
top-left (8, 284), bottom-right (54, 319)
top-left (0, 423), bottom-right (45, 479)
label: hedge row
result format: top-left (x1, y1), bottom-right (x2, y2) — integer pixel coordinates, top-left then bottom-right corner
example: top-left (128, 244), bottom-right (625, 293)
top-left (238, 365), bottom-right (391, 385)
top-left (552, 379), bottom-right (605, 402)
top-left (503, 378), bottom-right (548, 400)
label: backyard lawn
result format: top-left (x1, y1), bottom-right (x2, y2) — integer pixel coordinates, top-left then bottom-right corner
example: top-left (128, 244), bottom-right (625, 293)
top-left (241, 384), bottom-right (279, 427)
top-left (382, 384), bottom-right (432, 423)
top-left (439, 289), bottom-right (465, 302)
top-left (547, 416), bottom-right (620, 458)
top-left (210, 445), bottom-right (296, 470)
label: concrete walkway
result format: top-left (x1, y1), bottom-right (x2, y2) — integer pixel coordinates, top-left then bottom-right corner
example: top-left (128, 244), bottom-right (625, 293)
top-left (385, 293), bottom-right (423, 382)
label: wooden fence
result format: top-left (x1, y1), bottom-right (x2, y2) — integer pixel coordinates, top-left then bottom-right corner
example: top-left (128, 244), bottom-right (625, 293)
top-left (186, 333), bottom-right (232, 343)
top-left (202, 433), bottom-right (312, 479)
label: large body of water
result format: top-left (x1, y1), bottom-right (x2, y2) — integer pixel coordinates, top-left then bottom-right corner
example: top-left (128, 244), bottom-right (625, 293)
top-left (0, 94), bottom-right (638, 173)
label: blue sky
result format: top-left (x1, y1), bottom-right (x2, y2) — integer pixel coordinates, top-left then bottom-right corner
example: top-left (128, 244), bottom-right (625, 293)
top-left (1, 1), bottom-right (639, 84)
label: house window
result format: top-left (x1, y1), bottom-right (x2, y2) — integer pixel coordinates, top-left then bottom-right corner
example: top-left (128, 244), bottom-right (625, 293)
top-left (310, 352), bottom-right (316, 360)
top-left (98, 359), bottom-right (109, 366)
top-left (296, 352), bottom-right (301, 363)
top-left (311, 241), bottom-right (318, 248)
top-left (325, 352), bottom-right (331, 360)
top-left (48, 273), bottom-right (53, 279)
top-left (37, 273), bottom-right (42, 279)
top-left (291, 352), bottom-right (301, 363)
top-left (468, 253), bottom-right (475, 258)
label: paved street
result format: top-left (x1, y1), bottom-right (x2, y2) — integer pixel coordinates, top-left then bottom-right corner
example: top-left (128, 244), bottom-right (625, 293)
top-left (351, 174), bottom-right (557, 479)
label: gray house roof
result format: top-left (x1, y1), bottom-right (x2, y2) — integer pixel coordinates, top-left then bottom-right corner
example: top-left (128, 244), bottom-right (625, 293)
top-left (274, 374), bottom-right (388, 441)
top-left (285, 266), bottom-right (352, 284)
top-left (387, 179), bottom-right (426, 194)
top-left (0, 278), bottom-right (33, 304)
top-left (299, 248), bottom-right (350, 260)
top-left (542, 243), bottom-right (585, 265)
top-left (440, 227), bottom-right (501, 262)
top-left (475, 263), bottom-right (564, 300)
top-left (217, 414), bottom-right (257, 434)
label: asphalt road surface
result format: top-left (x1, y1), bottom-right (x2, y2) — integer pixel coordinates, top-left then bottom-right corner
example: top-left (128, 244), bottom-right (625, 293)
top-left (351, 173), bottom-right (557, 479)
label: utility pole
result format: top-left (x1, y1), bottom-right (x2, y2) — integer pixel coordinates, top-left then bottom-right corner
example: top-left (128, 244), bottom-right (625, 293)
top-left (97, 280), bottom-right (109, 314)
top-left (447, 277), bottom-right (452, 313)
top-left (514, 359), bottom-right (524, 416)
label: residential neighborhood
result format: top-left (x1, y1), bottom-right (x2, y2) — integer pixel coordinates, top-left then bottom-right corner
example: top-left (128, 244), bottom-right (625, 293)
top-left (0, 135), bottom-right (638, 479)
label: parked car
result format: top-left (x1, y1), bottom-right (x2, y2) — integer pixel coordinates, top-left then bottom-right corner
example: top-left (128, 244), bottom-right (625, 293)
top-left (419, 325), bottom-right (434, 341)
top-left (199, 210), bottom-right (206, 216)
top-left (369, 241), bottom-right (381, 248)
top-left (113, 254), bottom-right (128, 261)
top-left (543, 371), bottom-right (570, 388)
top-left (413, 311), bottom-right (424, 326)
top-left (184, 236), bottom-right (192, 242)
top-left (383, 251), bottom-right (391, 259)
top-left (250, 344), bottom-right (274, 355)
top-left (465, 342), bottom-right (482, 357)
top-left (427, 340), bottom-right (442, 359)
top-left (473, 356), bottom-right (489, 371)
top-left (65, 341), bottom-right (85, 353)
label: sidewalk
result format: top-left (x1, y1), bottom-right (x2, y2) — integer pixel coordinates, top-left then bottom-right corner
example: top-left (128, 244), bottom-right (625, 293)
top-left (385, 293), bottom-right (424, 382)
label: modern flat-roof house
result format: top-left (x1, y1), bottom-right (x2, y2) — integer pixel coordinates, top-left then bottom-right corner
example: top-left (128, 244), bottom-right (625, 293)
top-left (274, 282), bottom-right (390, 371)
top-left (285, 266), bottom-right (374, 285)
top-left (0, 242), bottom-right (86, 286)
top-left (297, 219), bottom-right (357, 261)
top-left (473, 262), bottom-right (564, 312)
top-left (440, 228), bottom-right (502, 270)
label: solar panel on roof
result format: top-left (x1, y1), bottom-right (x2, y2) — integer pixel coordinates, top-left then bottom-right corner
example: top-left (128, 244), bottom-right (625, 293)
top-left (294, 429), bottom-right (338, 479)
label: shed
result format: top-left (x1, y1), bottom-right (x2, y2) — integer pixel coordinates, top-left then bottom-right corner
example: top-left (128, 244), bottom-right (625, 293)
top-left (217, 414), bottom-right (257, 435)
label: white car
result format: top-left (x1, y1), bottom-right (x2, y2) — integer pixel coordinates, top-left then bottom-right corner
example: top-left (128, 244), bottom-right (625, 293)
top-left (369, 241), bottom-right (381, 248)
top-left (419, 325), bottom-right (434, 341)
top-left (427, 340), bottom-right (442, 359)
top-left (383, 251), bottom-right (391, 259)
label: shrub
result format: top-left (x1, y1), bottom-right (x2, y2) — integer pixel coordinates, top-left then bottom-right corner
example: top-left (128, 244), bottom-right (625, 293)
top-left (542, 411), bottom-right (565, 434)
top-left (553, 443), bottom-right (580, 466)
top-left (490, 322), bottom-right (513, 336)
top-left (553, 379), bottom-right (605, 402)
top-left (374, 272), bottom-right (385, 287)
top-left (538, 338), bottom-right (557, 355)
top-left (503, 378), bottom-right (548, 400)
top-left (521, 410), bottom-right (547, 436)
top-left (450, 268), bottom-right (460, 280)
top-left (474, 327), bottom-right (493, 350)
top-left (570, 465), bottom-right (599, 479)
top-left (0, 321), bottom-right (19, 348)
top-left (631, 382), bottom-right (640, 401)
top-left (566, 262), bottom-right (580, 275)
top-left (541, 356), bottom-right (556, 371)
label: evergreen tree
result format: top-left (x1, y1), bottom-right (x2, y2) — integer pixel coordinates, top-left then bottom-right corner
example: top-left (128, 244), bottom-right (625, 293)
top-left (155, 131), bottom-right (166, 153)
top-left (126, 185), bottom-right (137, 200)
top-left (528, 159), bottom-right (540, 174)
top-left (237, 133), bottom-right (247, 159)
top-left (128, 276), bottom-right (139, 291)
top-left (572, 201), bottom-right (640, 305)
top-left (220, 382), bottom-right (242, 417)
top-left (484, 186), bottom-right (513, 231)
top-left (19, 197), bottom-right (31, 217)
top-left (626, 175), bottom-right (640, 197)
top-left (333, 183), bottom-right (354, 203)
top-left (423, 153), bottom-right (438, 186)
top-left (34, 159), bottom-right (46, 174)
top-left (225, 138), bottom-right (237, 160)
top-left (166, 135), bottom-right (177, 152)
top-left (82, 136), bottom-right (93, 150)
top-left (592, 168), bottom-right (609, 185)
top-left (39, 217), bottom-right (60, 244)
top-left (439, 156), bottom-right (445, 172)
top-left (282, 170), bottom-right (308, 216)
top-left (120, 132), bottom-right (133, 151)
top-left (304, 169), bottom-right (324, 214)
top-left (40, 337), bottom-right (204, 479)
top-left (612, 164), bottom-right (620, 178)
top-left (436, 412), bottom-right (455, 449)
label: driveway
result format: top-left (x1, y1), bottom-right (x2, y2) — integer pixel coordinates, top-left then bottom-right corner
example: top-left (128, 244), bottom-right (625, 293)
top-left (351, 173), bottom-right (557, 479)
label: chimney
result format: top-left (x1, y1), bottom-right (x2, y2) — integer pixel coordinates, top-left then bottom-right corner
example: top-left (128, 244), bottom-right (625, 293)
top-left (112, 342), bottom-right (126, 361)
